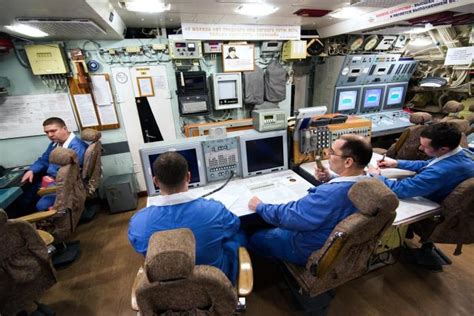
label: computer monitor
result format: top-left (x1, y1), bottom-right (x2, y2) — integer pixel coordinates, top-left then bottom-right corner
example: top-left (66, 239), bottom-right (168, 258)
top-left (383, 83), bottom-right (408, 110)
top-left (239, 130), bottom-right (288, 178)
top-left (360, 86), bottom-right (385, 113)
top-left (140, 142), bottom-right (206, 196)
top-left (334, 87), bottom-right (361, 114)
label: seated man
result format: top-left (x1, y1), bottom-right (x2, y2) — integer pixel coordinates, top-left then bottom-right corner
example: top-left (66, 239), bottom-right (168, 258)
top-left (128, 152), bottom-right (244, 284)
top-left (372, 122), bottom-right (474, 203)
top-left (19, 117), bottom-right (88, 212)
top-left (247, 135), bottom-right (372, 265)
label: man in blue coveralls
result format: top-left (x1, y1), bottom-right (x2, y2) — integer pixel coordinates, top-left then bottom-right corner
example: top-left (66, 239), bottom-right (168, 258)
top-left (373, 122), bottom-right (474, 203)
top-left (128, 152), bottom-right (244, 284)
top-left (19, 117), bottom-right (88, 212)
top-left (247, 135), bottom-right (373, 265)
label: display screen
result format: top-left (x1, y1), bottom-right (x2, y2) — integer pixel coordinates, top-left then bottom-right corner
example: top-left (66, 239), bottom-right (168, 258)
top-left (245, 136), bottom-right (284, 173)
top-left (363, 88), bottom-right (383, 109)
top-left (175, 42), bottom-right (186, 48)
top-left (148, 149), bottom-right (200, 190)
top-left (218, 80), bottom-right (237, 100)
top-left (337, 90), bottom-right (358, 111)
top-left (184, 76), bottom-right (205, 90)
top-left (386, 86), bottom-right (404, 106)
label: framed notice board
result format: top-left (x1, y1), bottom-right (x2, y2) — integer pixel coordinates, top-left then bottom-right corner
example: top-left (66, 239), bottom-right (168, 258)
top-left (69, 74), bottom-right (120, 130)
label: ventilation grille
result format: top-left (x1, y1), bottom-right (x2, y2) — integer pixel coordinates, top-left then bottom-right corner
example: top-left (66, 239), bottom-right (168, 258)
top-left (16, 18), bottom-right (106, 37)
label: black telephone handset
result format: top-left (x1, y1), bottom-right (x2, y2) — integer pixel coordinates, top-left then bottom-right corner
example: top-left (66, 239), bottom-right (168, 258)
top-left (0, 165), bottom-right (6, 177)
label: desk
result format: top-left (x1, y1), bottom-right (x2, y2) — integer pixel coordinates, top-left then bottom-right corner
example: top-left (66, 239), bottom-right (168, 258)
top-left (297, 160), bottom-right (440, 225)
top-left (0, 166), bottom-right (28, 189)
top-left (147, 170), bottom-right (313, 217)
top-left (0, 187), bottom-right (23, 209)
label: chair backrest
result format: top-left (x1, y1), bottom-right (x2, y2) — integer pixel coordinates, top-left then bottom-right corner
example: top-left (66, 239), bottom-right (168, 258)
top-left (414, 178), bottom-right (474, 247)
top-left (0, 209), bottom-right (57, 315)
top-left (49, 147), bottom-right (87, 241)
top-left (136, 228), bottom-right (237, 316)
top-left (81, 129), bottom-right (102, 198)
top-left (386, 112), bottom-right (432, 161)
top-left (296, 179), bottom-right (398, 297)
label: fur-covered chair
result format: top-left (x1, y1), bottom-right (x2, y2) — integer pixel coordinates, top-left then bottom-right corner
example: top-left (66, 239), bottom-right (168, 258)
top-left (0, 209), bottom-right (57, 316)
top-left (283, 179), bottom-right (398, 306)
top-left (412, 178), bottom-right (474, 256)
top-left (81, 128), bottom-right (102, 198)
top-left (131, 228), bottom-right (253, 315)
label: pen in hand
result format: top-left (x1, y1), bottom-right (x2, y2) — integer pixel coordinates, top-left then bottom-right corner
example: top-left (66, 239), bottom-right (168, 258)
top-left (381, 154), bottom-right (386, 162)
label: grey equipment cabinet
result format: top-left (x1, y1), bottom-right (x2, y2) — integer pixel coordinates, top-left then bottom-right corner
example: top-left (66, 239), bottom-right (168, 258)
top-left (104, 174), bottom-right (138, 213)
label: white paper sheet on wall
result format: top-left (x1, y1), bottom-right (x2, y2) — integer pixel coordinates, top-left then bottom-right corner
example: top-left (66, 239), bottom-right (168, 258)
top-left (73, 94), bottom-right (99, 127)
top-left (97, 103), bottom-right (119, 125)
top-left (0, 93), bottom-right (78, 139)
top-left (91, 75), bottom-right (113, 105)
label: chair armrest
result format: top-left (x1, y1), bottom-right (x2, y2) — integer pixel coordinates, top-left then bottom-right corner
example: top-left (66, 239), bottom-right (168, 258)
top-left (17, 209), bottom-right (58, 223)
top-left (37, 185), bottom-right (61, 196)
top-left (237, 247), bottom-right (253, 297)
top-left (131, 267), bottom-right (144, 311)
top-left (37, 229), bottom-right (54, 246)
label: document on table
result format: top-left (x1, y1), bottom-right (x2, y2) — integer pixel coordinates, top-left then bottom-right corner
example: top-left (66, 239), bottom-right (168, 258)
top-left (394, 197), bottom-right (440, 225)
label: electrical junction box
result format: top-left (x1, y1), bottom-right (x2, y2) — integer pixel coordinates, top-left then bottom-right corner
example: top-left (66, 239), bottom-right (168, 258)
top-left (282, 40), bottom-right (307, 61)
top-left (126, 46), bottom-right (141, 53)
top-left (212, 72), bottom-right (243, 110)
top-left (25, 43), bottom-right (68, 75)
top-left (152, 43), bottom-right (167, 51)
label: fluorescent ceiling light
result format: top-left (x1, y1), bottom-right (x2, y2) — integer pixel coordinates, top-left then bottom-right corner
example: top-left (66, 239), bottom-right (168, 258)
top-left (123, 1), bottom-right (171, 13)
top-left (5, 24), bottom-right (48, 37)
top-left (235, 3), bottom-right (279, 17)
top-left (328, 7), bottom-right (362, 19)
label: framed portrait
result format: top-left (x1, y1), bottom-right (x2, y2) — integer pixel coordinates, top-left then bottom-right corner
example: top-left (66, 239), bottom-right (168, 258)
top-left (137, 77), bottom-right (155, 97)
top-left (222, 44), bottom-right (255, 72)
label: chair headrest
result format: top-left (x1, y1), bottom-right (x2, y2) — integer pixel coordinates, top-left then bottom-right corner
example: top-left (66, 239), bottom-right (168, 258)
top-left (409, 112), bottom-right (432, 124)
top-left (144, 228), bottom-right (196, 282)
top-left (81, 129), bottom-right (101, 142)
top-left (49, 147), bottom-right (78, 166)
top-left (0, 209), bottom-right (7, 226)
top-left (443, 100), bottom-right (464, 113)
top-left (348, 179), bottom-right (399, 216)
top-left (447, 119), bottom-right (470, 133)
top-left (469, 103), bottom-right (474, 112)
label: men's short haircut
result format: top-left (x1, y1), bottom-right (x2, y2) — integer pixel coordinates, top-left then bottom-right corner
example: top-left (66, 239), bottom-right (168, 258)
top-left (43, 117), bottom-right (66, 127)
top-left (339, 134), bottom-right (373, 168)
top-left (420, 122), bottom-right (461, 150)
top-left (153, 152), bottom-right (188, 189)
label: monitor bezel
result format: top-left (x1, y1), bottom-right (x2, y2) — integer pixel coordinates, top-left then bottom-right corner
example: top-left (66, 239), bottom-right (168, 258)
top-left (139, 142), bottom-right (206, 196)
top-left (239, 130), bottom-right (288, 178)
top-left (334, 86), bottom-right (361, 114)
top-left (382, 82), bottom-right (408, 111)
top-left (360, 85), bottom-right (386, 113)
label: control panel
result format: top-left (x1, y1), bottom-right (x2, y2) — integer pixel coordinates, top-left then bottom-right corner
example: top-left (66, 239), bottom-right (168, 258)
top-left (252, 109), bottom-right (287, 132)
top-left (336, 54), bottom-right (377, 86)
top-left (363, 54), bottom-right (400, 84)
top-left (360, 110), bottom-right (411, 137)
top-left (169, 40), bottom-right (203, 59)
top-left (293, 115), bottom-right (372, 164)
top-left (203, 41), bottom-right (223, 54)
top-left (202, 137), bottom-right (240, 182)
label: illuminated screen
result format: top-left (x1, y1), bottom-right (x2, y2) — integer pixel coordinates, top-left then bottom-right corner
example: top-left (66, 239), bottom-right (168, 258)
top-left (363, 88), bottom-right (383, 108)
top-left (245, 136), bottom-right (284, 173)
top-left (218, 80), bottom-right (237, 99)
top-left (338, 90), bottom-right (358, 111)
top-left (148, 149), bottom-right (200, 190)
top-left (386, 86), bottom-right (404, 106)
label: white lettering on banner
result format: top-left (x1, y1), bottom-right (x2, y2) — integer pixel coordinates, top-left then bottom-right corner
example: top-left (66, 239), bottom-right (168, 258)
top-left (368, 0), bottom-right (459, 23)
top-left (182, 23), bottom-right (301, 40)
